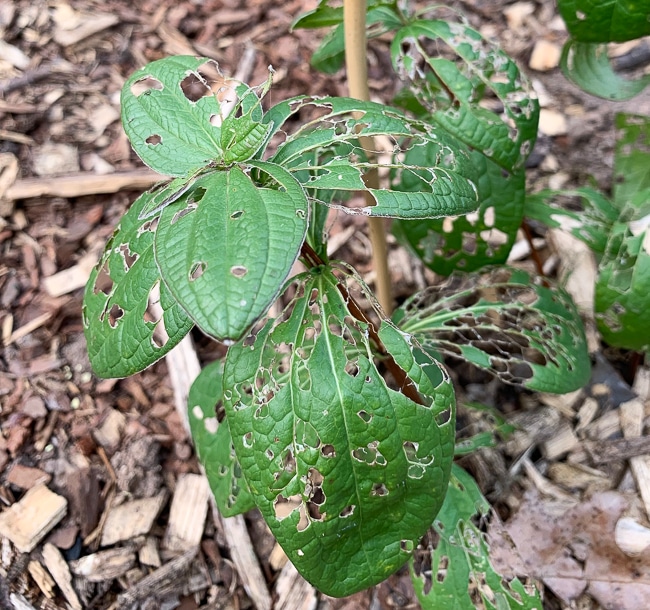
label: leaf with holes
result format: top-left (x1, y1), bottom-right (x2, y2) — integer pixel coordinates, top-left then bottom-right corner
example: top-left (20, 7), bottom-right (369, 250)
top-left (264, 96), bottom-right (479, 219)
top-left (560, 40), bottom-right (650, 101)
top-left (392, 20), bottom-right (539, 172)
top-left (82, 191), bottom-right (194, 378)
top-left (122, 56), bottom-right (227, 176)
top-left (595, 224), bottom-right (650, 352)
top-left (394, 267), bottom-right (591, 394)
top-left (557, 0), bottom-right (650, 43)
top-left (188, 360), bottom-right (255, 517)
top-left (411, 464), bottom-right (543, 610)
top-left (524, 187), bottom-right (618, 256)
top-left (393, 147), bottom-right (525, 274)
top-left (223, 264), bottom-right (456, 597)
top-left (155, 162), bottom-right (308, 343)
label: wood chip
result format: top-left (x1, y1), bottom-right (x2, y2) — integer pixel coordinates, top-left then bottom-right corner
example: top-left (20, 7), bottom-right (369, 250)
top-left (116, 547), bottom-right (197, 607)
top-left (4, 169), bottom-right (161, 201)
top-left (503, 1), bottom-right (535, 29)
top-left (538, 108), bottom-right (568, 136)
top-left (4, 312), bottom-right (53, 346)
top-left (92, 408), bottom-right (126, 453)
top-left (5, 463), bottom-right (51, 490)
top-left (541, 422), bottom-right (579, 460)
top-left (621, 398), bottom-right (650, 520)
top-left (269, 543), bottom-right (288, 571)
top-left (529, 40), bottom-right (562, 71)
top-left (69, 546), bottom-right (137, 582)
top-left (162, 473), bottom-right (210, 552)
top-left (139, 537), bottom-right (161, 568)
top-left (9, 593), bottom-right (37, 610)
top-left (615, 517), bottom-right (650, 556)
top-left (547, 462), bottom-right (611, 492)
top-left (42, 251), bottom-right (99, 297)
top-left (100, 491), bottom-right (167, 547)
top-left (585, 436), bottom-right (650, 465)
top-left (53, 13), bottom-right (119, 47)
top-left (28, 560), bottom-right (56, 599)
top-left (0, 484), bottom-right (67, 552)
top-left (41, 543), bottom-right (82, 610)
top-left (274, 560), bottom-right (318, 610)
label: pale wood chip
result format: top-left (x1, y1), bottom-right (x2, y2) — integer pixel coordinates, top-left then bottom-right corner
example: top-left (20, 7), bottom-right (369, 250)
top-left (92, 408), bottom-right (126, 453)
top-left (69, 546), bottom-right (137, 582)
top-left (100, 491), bottom-right (167, 547)
top-left (162, 473), bottom-right (211, 552)
top-left (42, 251), bottom-right (99, 297)
top-left (522, 457), bottom-right (577, 503)
top-left (41, 543), bottom-right (82, 610)
top-left (274, 560), bottom-right (318, 610)
top-left (0, 484), bottom-right (67, 553)
top-left (615, 517), bottom-right (650, 556)
top-left (28, 560), bottom-right (55, 598)
top-left (621, 398), bottom-right (650, 520)
top-left (541, 422), bottom-right (579, 460)
top-left (53, 13), bottom-right (119, 46)
top-left (269, 543), bottom-right (288, 572)
top-left (139, 537), bottom-right (162, 568)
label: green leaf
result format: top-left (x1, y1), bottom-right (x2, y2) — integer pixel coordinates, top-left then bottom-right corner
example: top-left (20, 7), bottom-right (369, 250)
top-left (266, 96), bottom-right (479, 219)
top-left (291, 3), bottom-right (344, 29)
top-left (595, 223), bottom-right (650, 351)
top-left (560, 40), bottom-right (650, 101)
top-left (82, 190), bottom-right (193, 378)
top-left (558, 0), bottom-right (650, 43)
top-left (525, 187), bottom-right (619, 256)
top-left (395, 267), bottom-right (591, 394)
top-left (121, 56), bottom-right (225, 176)
top-left (393, 149), bottom-right (525, 274)
top-left (306, 6), bottom-right (403, 74)
top-left (223, 264), bottom-right (456, 597)
top-left (155, 163), bottom-right (308, 343)
top-left (613, 113), bottom-right (650, 213)
top-left (392, 20), bottom-right (539, 172)
top-left (411, 464), bottom-right (543, 610)
top-left (188, 361), bottom-right (255, 517)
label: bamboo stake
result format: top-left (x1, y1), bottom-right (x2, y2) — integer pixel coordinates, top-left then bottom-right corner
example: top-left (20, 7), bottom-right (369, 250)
top-left (343, 0), bottom-right (393, 315)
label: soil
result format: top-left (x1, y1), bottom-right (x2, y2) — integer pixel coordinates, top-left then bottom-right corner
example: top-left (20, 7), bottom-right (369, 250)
top-left (2, 1), bottom-right (650, 609)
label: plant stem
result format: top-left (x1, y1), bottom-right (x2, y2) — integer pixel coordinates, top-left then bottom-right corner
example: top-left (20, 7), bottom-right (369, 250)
top-left (300, 241), bottom-right (424, 406)
top-left (343, 0), bottom-right (393, 316)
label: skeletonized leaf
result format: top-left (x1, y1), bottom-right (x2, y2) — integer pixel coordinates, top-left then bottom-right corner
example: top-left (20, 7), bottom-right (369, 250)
top-left (82, 190), bottom-right (193, 378)
top-left (560, 41), bottom-right (650, 101)
top-left (392, 20), bottom-right (539, 172)
top-left (394, 267), bottom-right (591, 394)
top-left (188, 361), bottom-right (255, 517)
top-left (595, 224), bottom-right (650, 351)
top-left (121, 56), bottom-right (226, 176)
top-left (155, 163), bottom-right (308, 343)
top-left (557, 0), bottom-right (650, 43)
top-left (394, 148), bottom-right (525, 274)
top-left (223, 264), bottom-right (456, 597)
top-left (525, 187), bottom-right (618, 256)
top-left (265, 96), bottom-right (479, 219)
top-left (411, 464), bottom-right (543, 610)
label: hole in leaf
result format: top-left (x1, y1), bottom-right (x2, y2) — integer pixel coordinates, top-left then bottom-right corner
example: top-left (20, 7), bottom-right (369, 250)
top-left (230, 210), bottom-right (244, 219)
top-left (307, 500), bottom-right (324, 520)
top-left (94, 262), bottom-right (113, 296)
top-left (151, 317), bottom-right (169, 348)
top-left (218, 464), bottom-right (228, 476)
top-left (345, 360), bottom-right (359, 377)
top-left (230, 265), bottom-right (248, 278)
top-left (180, 72), bottom-right (212, 102)
top-left (265, 448), bottom-right (274, 460)
top-left (340, 505), bottom-right (355, 518)
top-left (108, 304), bottom-right (124, 328)
top-left (357, 410), bottom-right (372, 423)
top-left (243, 432), bottom-right (253, 448)
top-left (321, 444), bottom-right (336, 458)
top-left (273, 493), bottom-right (302, 520)
top-left (138, 216), bottom-right (159, 235)
top-left (400, 540), bottom-right (414, 553)
top-left (130, 76), bottom-right (163, 96)
top-left (146, 134), bottom-right (162, 146)
top-left (371, 483), bottom-right (388, 497)
top-left (118, 243), bottom-right (139, 271)
top-left (171, 202), bottom-right (198, 224)
top-left (282, 448), bottom-right (296, 473)
top-left (435, 408), bottom-right (451, 426)
top-left (189, 261), bottom-right (206, 281)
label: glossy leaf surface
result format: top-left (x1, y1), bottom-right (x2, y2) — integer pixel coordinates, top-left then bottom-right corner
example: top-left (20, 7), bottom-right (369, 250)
top-left (188, 361), bottom-right (255, 517)
top-left (560, 40), bottom-right (650, 101)
top-left (155, 163), bottom-right (308, 343)
top-left (412, 464), bottom-right (543, 610)
top-left (223, 264), bottom-right (456, 597)
top-left (82, 191), bottom-right (193, 378)
top-left (558, 0), bottom-right (650, 43)
top-left (394, 268), bottom-right (591, 394)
